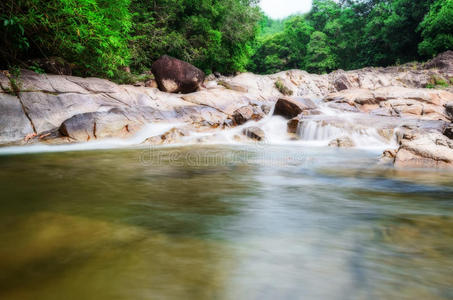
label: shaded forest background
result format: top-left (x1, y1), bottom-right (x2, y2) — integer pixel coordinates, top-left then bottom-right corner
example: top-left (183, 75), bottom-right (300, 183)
top-left (1, 0), bottom-right (452, 79)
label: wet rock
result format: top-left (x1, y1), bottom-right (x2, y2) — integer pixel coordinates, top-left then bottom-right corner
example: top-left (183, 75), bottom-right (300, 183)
top-left (243, 127), bottom-right (265, 141)
top-left (287, 117), bottom-right (301, 134)
top-left (328, 136), bottom-right (355, 148)
top-left (0, 93), bottom-right (35, 144)
top-left (273, 97), bottom-right (317, 119)
top-left (444, 124), bottom-right (453, 139)
top-left (143, 127), bottom-right (188, 145)
top-left (382, 149), bottom-right (397, 159)
top-left (151, 55), bottom-right (205, 94)
top-left (232, 106), bottom-right (254, 125)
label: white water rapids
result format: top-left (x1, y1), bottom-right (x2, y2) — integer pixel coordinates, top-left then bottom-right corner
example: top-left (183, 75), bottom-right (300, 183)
top-left (0, 101), bottom-right (398, 155)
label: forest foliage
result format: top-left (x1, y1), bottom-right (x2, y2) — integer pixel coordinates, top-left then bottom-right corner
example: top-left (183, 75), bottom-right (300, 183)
top-left (250, 0), bottom-right (453, 74)
top-left (0, 0), bottom-right (452, 78)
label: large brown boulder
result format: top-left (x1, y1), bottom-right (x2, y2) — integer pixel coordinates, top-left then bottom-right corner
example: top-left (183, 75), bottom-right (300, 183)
top-left (151, 55), bottom-right (205, 94)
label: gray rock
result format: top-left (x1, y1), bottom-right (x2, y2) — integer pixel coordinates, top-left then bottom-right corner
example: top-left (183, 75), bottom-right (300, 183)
top-left (19, 92), bottom-right (121, 133)
top-left (0, 93), bottom-right (34, 143)
top-left (59, 109), bottom-right (147, 141)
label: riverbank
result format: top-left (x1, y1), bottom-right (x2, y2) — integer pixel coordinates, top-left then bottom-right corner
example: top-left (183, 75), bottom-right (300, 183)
top-left (1, 51), bottom-right (453, 168)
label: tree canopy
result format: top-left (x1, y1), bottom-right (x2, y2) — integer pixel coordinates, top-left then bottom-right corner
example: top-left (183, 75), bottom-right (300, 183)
top-left (249, 0), bottom-right (453, 74)
top-left (0, 0), bottom-right (452, 78)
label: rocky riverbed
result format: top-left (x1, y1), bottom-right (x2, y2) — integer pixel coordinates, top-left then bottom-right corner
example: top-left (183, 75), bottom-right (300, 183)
top-left (1, 51), bottom-right (453, 168)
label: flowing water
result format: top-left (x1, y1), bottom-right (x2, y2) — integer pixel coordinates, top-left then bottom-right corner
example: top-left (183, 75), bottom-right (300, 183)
top-left (1, 105), bottom-right (453, 299)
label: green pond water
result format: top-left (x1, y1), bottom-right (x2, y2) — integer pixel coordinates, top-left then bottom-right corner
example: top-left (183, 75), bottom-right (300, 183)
top-left (1, 145), bottom-right (453, 299)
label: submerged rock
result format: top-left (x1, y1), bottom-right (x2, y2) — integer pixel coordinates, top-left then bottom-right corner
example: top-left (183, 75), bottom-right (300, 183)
top-left (151, 55), bottom-right (205, 94)
top-left (328, 136), bottom-right (355, 148)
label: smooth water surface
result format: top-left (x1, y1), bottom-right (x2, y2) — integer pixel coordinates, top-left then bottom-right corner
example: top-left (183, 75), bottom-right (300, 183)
top-left (1, 145), bottom-right (453, 299)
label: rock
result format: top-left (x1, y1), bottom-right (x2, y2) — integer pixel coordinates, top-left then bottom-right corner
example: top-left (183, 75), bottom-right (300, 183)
top-left (182, 89), bottom-right (250, 115)
top-left (273, 97), bottom-right (317, 119)
top-left (287, 117), bottom-right (301, 134)
top-left (327, 102), bottom-right (359, 112)
top-left (330, 70), bottom-right (354, 91)
top-left (328, 136), bottom-right (355, 148)
top-left (394, 132), bottom-right (453, 168)
top-left (145, 79), bottom-right (158, 88)
top-left (151, 55), bottom-right (205, 93)
top-left (382, 149), bottom-right (397, 159)
top-left (218, 80), bottom-right (248, 93)
top-left (424, 51), bottom-right (453, 76)
top-left (0, 93), bottom-right (35, 144)
top-left (446, 103), bottom-right (453, 119)
top-left (204, 74), bottom-right (215, 82)
top-left (325, 89), bottom-right (375, 105)
top-left (65, 76), bottom-right (122, 93)
top-left (0, 72), bottom-right (12, 92)
top-left (261, 104), bottom-right (271, 115)
top-left (444, 124), bottom-right (453, 139)
top-left (19, 92), bottom-right (120, 133)
top-left (214, 72), bottom-right (221, 78)
top-left (143, 127), bottom-right (188, 145)
top-left (232, 106), bottom-right (254, 125)
top-left (243, 127), bottom-right (265, 141)
top-left (59, 109), bottom-right (146, 141)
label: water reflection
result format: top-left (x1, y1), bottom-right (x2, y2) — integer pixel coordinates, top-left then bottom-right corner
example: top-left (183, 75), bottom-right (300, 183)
top-left (0, 146), bottom-right (452, 299)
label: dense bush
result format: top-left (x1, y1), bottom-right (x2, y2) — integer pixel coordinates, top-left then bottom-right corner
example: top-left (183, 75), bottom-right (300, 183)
top-left (0, 0), bottom-right (132, 78)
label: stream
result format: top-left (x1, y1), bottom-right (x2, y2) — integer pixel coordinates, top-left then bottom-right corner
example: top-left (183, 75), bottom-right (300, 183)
top-left (1, 101), bottom-right (453, 299)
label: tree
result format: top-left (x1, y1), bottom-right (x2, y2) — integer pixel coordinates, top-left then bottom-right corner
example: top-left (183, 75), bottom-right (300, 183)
top-left (305, 31), bottom-right (337, 74)
top-left (418, 0), bottom-right (453, 57)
